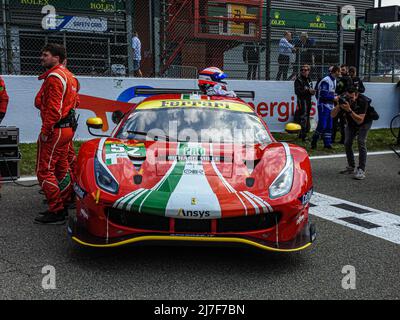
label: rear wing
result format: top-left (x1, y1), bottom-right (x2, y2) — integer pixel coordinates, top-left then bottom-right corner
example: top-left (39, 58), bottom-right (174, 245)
top-left (134, 88), bottom-right (255, 100)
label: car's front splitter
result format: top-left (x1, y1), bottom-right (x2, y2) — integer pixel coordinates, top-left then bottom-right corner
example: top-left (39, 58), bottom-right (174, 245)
top-left (68, 217), bottom-right (316, 253)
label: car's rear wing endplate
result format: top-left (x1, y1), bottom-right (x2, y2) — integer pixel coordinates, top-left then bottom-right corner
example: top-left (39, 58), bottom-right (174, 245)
top-left (134, 88), bottom-right (255, 100)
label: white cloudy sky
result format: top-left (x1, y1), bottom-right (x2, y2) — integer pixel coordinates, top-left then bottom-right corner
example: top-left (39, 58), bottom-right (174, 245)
top-left (375, 0), bottom-right (400, 6)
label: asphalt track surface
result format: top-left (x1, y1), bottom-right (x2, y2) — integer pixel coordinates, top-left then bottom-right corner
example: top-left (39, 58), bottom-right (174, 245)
top-left (0, 153), bottom-right (399, 300)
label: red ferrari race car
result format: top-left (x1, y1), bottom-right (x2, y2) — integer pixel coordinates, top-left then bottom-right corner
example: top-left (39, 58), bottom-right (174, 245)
top-left (68, 89), bottom-right (316, 252)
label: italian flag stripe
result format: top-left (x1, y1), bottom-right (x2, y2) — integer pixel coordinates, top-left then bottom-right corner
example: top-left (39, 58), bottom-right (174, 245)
top-left (124, 143), bottom-right (187, 215)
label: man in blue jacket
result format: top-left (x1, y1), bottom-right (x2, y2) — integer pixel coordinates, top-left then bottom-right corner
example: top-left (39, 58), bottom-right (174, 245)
top-left (311, 66), bottom-right (341, 149)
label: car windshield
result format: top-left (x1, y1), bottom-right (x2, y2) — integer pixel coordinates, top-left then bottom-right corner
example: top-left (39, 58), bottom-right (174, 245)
top-left (116, 107), bottom-right (271, 144)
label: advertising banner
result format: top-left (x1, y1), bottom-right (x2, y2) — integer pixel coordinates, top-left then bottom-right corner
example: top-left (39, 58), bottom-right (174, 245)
top-left (1, 75), bottom-right (398, 143)
top-left (48, 15), bottom-right (108, 33)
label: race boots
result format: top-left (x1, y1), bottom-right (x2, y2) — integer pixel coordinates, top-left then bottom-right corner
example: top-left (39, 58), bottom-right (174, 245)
top-left (34, 208), bottom-right (68, 225)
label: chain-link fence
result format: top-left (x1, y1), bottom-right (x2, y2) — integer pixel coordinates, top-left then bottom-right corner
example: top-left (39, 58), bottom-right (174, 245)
top-left (361, 26), bottom-right (400, 83)
top-left (0, 0), bottom-right (130, 77)
top-left (157, 0), bottom-right (351, 81)
top-left (0, 0), bottom-right (398, 83)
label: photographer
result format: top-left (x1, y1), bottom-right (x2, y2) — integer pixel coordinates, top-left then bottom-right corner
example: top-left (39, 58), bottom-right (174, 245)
top-left (333, 65), bottom-right (353, 144)
top-left (294, 64), bottom-right (315, 141)
top-left (332, 87), bottom-right (372, 180)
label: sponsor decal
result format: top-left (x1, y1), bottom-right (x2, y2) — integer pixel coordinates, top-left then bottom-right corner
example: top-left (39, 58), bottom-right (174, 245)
top-left (170, 234), bottom-right (215, 237)
top-left (80, 209), bottom-right (89, 220)
top-left (58, 172), bottom-right (71, 192)
top-left (77, 85), bottom-right (152, 132)
top-left (183, 146), bottom-right (205, 156)
top-left (177, 208), bottom-right (211, 219)
top-left (248, 97), bottom-right (317, 123)
top-left (271, 11), bottom-right (286, 26)
top-left (309, 15), bottom-right (327, 29)
top-left (184, 169), bottom-right (205, 175)
top-left (137, 99), bottom-right (253, 113)
top-left (104, 142), bottom-right (146, 165)
top-left (296, 214), bottom-right (305, 226)
top-left (300, 188), bottom-right (314, 206)
top-left (167, 155), bottom-right (222, 162)
top-left (73, 183), bottom-right (87, 199)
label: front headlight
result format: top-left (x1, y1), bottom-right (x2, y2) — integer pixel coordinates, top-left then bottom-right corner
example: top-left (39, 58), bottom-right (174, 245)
top-left (94, 156), bottom-right (119, 194)
top-left (269, 155), bottom-right (294, 199)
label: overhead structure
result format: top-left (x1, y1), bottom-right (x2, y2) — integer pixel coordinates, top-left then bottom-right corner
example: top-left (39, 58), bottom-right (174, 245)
top-left (159, 0), bottom-right (263, 76)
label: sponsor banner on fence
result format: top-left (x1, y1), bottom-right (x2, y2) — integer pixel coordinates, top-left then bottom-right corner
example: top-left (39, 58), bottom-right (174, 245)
top-left (48, 15), bottom-right (108, 33)
top-left (1, 75), bottom-right (399, 143)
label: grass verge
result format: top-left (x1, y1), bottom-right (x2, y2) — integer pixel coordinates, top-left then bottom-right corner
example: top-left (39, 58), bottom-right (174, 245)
top-left (18, 129), bottom-right (397, 176)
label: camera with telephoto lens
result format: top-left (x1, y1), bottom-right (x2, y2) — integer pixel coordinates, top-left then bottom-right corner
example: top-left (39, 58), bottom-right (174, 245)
top-left (338, 95), bottom-right (348, 105)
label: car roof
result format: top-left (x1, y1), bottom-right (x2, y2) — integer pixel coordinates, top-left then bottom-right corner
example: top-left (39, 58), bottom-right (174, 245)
top-left (135, 94), bottom-right (255, 113)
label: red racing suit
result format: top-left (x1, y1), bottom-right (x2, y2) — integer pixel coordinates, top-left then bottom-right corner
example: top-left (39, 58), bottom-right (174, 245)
top-left (0, 76), bottom-right (9, 123)
top-left (35, 64), bottom-right (79, 212)
top-left (67, 76), bottom-right (80, 181)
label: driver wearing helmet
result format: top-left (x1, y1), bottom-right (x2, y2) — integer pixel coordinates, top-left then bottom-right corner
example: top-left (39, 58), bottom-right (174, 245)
top-left (198, 67), bottom-right (237, 98)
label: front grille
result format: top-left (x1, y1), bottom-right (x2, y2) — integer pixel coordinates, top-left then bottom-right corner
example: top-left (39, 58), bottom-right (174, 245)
top-left (175, 219), bottom-right (212, 233)
top-left (107, 208), bottom-right (280, 233)
top-left (108, 208), bottom-right (170, 231)
top-left (217, 213), bottom-right (281, 233)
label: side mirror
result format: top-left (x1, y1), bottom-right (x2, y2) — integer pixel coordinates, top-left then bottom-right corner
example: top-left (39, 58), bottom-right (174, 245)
top-left (112, 110), bottom-right (124, 125)
top-left (86, 117), bottom-right (109, 137)
top-left (285, 123), bottom-right (302, 135)
top-left (86, 117), bottom-right (103, 130)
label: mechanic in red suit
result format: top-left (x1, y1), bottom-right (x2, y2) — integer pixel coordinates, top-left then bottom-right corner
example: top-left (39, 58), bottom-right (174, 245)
top-left (34, 44), bottom-right (79, 225)
top-left (68, 74), bottom-right (80, 181)
top-left (0, 76), bottom-right (9, 125)
top-left (61, 58), bottom-right (80, 182)
top-left (0, 76), bottom-right (9, 197)
top-left (35, 60), bottom-right (80, 207)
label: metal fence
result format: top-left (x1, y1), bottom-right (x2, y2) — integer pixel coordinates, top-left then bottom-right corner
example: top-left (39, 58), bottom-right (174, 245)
top-left (0, 0), bottom-right (130, 77)
top-left (361, 26), bottom-right (400, 83)
top-left (0, 1), bottom-right (399, 83)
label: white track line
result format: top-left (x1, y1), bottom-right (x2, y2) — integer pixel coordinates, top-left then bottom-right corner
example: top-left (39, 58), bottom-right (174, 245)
top-left (2, 176), bottom-right (37, 183)
top-left (310, 150), bottom-right (394, 160)
top-left (310, 192), bottom-right (400, 245)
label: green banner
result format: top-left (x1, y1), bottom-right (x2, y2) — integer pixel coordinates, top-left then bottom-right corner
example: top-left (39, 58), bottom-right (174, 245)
top-left (10, 0), bottom-right (124, 12)
top-left (267, 8), bottom-right (338, 31)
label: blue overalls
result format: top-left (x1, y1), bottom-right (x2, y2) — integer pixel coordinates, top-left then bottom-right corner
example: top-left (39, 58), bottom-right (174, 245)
top-left (312, 75), bottom-right (337, 147)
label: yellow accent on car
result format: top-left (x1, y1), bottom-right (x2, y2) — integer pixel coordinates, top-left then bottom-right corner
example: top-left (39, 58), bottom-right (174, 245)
top-left (86, 117), bottom-right (104, 129)
top-left (136, 99), bottom-right (254, 113)
top-left (285, 123), bottom-right (302, 134)
top-left (72, 235), bottom-right (312, 252)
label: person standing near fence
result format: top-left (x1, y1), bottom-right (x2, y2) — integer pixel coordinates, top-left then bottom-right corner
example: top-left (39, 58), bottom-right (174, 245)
top-left (0, 76), bottom-right (9, 125)
top-left (276, 32), bottom-right (296, 81)
top-left (243, 42), bottom-right (260, 80)
top-left (34, 43), bottom-right (78, 225)
top-left (333, 64), bottom-right (353, 144)
top-left (311, 66), bottom-right (341, 149)
top-left (294, 64), bottom-right (316, 141)
top-left (349, 67), bottom-right (365, 94)
top-left (132, 31), bottom-right (143, 77)
top-left (293, 32), bottom-right (315, 77)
